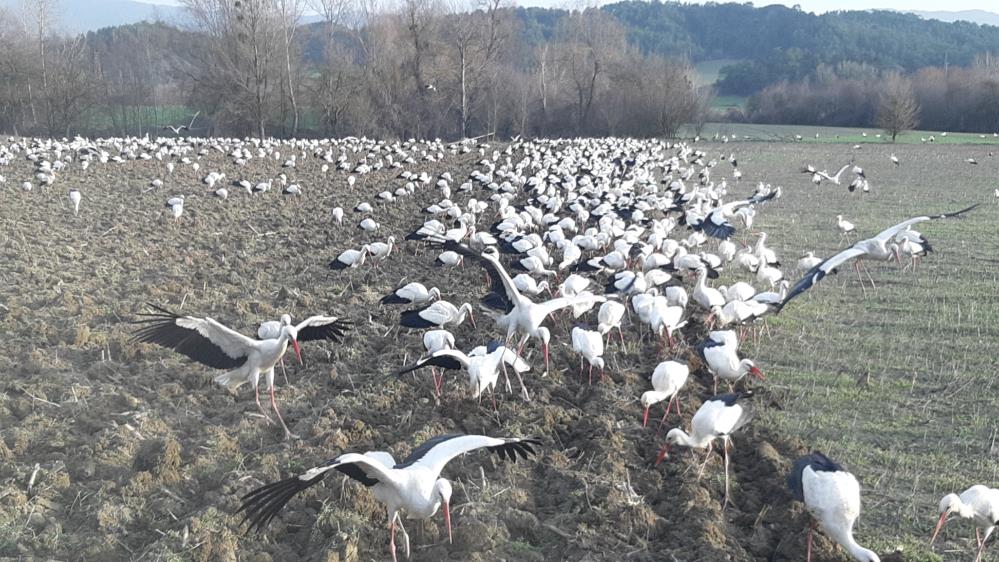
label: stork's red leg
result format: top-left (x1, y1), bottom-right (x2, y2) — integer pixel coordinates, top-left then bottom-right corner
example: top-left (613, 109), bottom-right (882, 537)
top-left (255, 385), bottom-right (274, 424)
top-left (270, 385), bottom-right (298, 440)
top-left (806, 519), bottom-right (815, 562)
top-left (390, 517), bottom-right (398, 562)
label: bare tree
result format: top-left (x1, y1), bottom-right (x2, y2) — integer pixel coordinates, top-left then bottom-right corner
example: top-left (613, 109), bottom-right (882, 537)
top-left (278, 0), bottom-right (304, 135)
top-left (556, 9), bottom-right (625, 133)
top-left (445, 0), bottom-right (511, 138)
top-left (181, 0), bottom-right (283, 137)
top-left (877, 71), bottom-right (919, 142)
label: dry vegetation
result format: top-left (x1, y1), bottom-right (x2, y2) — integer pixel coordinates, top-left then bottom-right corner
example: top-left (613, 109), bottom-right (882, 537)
top-left (0, 135), bottom-right (995, 562)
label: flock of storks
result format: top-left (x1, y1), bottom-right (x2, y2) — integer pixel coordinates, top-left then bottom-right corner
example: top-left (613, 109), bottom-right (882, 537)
top-left (2, 133), bottom-right (996, 561)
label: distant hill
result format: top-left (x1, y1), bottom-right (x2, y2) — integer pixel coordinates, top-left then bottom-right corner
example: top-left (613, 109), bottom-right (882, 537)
top-left (593, 2), bottom-right (999, 94)
top-left (0, 0), bottom-right (187, 33)
top-left (909, 10), bottom-right (999, 26)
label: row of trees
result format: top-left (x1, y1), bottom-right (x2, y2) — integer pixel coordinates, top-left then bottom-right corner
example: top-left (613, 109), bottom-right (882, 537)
top-left (0, 0), bottom-right (710, 140)
top-left (745, 56), bottom-right (999, 137)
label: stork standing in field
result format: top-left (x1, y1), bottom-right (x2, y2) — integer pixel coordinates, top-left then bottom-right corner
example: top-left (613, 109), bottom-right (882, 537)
top-left (381, 282), bottom-right (441, 306)
top-left (132, 305), bottom-right (350, 439)
top-left (329, 246), bottom-right (369, 270)
top-left (166, 195), bottom-right (185, 220)
top-left (597, 300), bottom-right (626, 347)
top-left (69, 189), bottom-right (81, 216)
top-left (779, 204), bottom-right (979, 309)
top-left (788, 451), bottom-right (881, 562)
top-left (837, 215), bottom-right (855, 241)
top-left (658, 392), bottom-right (753, 508)
top-left (400, 300), bottom-right (475, 330)
top-left (640, 360), bottom-right (689, 428)
top-left (931, 485), bottom-right (999, 562)
top-left (238, 434), bottom-right (541, 562)
top-left (698, 330), bottom-right (764, 393)
top-left (571, 326), bottom-right (605, 384)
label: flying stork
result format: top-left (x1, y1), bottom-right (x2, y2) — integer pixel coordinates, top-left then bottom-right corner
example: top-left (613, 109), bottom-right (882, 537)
top-left (778, 204), bottom-right (979, 310)
top-left (238, 434), bottom-right (541, 562)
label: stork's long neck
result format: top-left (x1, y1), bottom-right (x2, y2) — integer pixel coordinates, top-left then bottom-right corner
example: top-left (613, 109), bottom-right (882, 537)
top-left (834, 529), bottom-right (877, 562)
top-left (695, 269), bottom-right (707, 291)
top-left (675, 430), bottom-right (711, 449)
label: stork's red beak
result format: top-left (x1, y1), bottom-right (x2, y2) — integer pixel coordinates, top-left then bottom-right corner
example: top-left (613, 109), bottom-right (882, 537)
top-left (930, 512), bottom-right (948, 544)
top-left (443, 500), bottom-right (452, 544)
top-left (750, 366), bottom-right (765, 381)
top-left (468, 311), bottom-right (476, 329)
top-left (291, 339), bottom-right (303, 366)
top-left (642, 406), bottom-right (650, 427)
top-left (543, 342), bottom-right (549, 370)
top-left (655, 445), bottom-right (671, 465)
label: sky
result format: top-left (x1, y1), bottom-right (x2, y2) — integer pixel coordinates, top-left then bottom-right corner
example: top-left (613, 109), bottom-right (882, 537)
top-left (137, 0), bottom-right (999, 14)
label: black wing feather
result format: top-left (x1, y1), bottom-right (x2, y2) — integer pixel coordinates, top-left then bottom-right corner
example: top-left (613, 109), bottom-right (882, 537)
top-left (707, 391), bottom-right (751, 407)
top-left (381, 293), bottom-right (410, 305)
top-left (701, 213), bottom-right (736, 240)
top-left (775, 261), bottom-right (828, 313)
top-left (488, 437), bottom-right (541, 462)
top-left (696, 337), bottom-right (726, 362)
top-left (397, 353), bottom-right (464, 375)
top-left (787, 451), bottom-right (844, 502)
top-left (131, 304), bottom-right (248, 370)
top-left (238, 459), bottom-right (380, 532)
top-left (400, 304), bottom-right (437, 328)
top-left (297, 318), bottom-right (352, 342)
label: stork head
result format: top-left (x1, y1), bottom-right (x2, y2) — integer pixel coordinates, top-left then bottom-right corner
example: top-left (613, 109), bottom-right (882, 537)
top-left (459, 303), bottom-right (476, 328)
top-left (640, 391), bottom-right (662, 427)
top-left (429, 287), bottom-right (442, 301)
top-left (931, 493), bottom-right (969, 543)
top-left (741, 360), bottom-right (764, 381)
top-left (280, 314), bottom-right (292, 326)
top-left (435, 478), bottom-right (453, 543)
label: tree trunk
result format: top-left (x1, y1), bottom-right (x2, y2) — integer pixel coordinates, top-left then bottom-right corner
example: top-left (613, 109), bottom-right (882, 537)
top-left (460, 47), bottom-right (467, 138)
top-left (281, 0), bottom-right (299, 136)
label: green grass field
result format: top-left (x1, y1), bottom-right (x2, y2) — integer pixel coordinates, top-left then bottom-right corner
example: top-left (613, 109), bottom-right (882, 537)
top-left (710, 140), bottom-right (999, 560)
top-left (692, 122), bottom-right (999, 145)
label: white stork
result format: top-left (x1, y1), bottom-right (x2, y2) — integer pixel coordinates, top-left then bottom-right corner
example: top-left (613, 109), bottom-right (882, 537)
top-left (238, 434), bottom-right (541, 562)
top-left (659, 392), bottom-right (753, 508)
top-left (931, 485), bottom-right (999, 562)
top-left (329, 246), bottom-right (369, 270)
top-left (640, 360), bottom-right (689, 428)
top-left (571, 326), bottom-right (604, 384)
top-left (400, 301), bottom-right (475, 330)
top-left (697, 330), bottom-right (764, 393)
top-left (788, 451), bottom-right (881, 562)
top-left (132, 305), bottom-right (350, 439)
top-left (69, 189), bottom-right (81, 216)
top-left (779, 204), bottom-right (978, 309)
top-left (381, 282), bottom-right (441, 306)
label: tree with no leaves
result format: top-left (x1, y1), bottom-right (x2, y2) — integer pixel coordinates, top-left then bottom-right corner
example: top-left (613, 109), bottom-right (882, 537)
top-left (877, 71), bottom-right (919, 142)
top-left (181, 0), bottom-right (284, 138)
